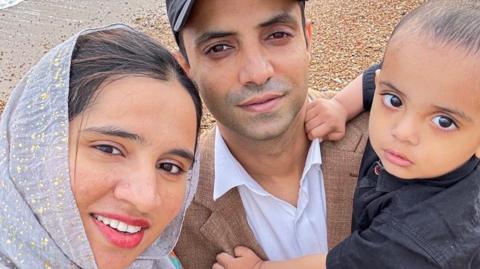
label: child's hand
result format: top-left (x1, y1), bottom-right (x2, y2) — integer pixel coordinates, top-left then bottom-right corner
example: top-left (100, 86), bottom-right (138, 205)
top-left (212, 246), bottom-right (264, 269)
top-left (305, 98), bottom-right (348, 141)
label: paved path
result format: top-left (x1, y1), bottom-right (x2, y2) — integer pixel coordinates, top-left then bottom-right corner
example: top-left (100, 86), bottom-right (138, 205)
top-left (0, 0), bottom-right (164, 97)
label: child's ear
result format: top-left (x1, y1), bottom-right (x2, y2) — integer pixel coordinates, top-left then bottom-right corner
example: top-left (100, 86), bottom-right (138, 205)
top-left (475, 144), bottom-right (480, 159)
top-left (375, 68), bottom-right (381, 87)
top-left (174, 51), bottom-right (191, 76)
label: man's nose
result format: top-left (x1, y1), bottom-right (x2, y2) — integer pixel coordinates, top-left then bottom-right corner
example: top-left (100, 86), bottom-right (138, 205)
top-left (238, 45), bottom-right (274, 86)
top-left (114, 164), bottom-right (160, 213)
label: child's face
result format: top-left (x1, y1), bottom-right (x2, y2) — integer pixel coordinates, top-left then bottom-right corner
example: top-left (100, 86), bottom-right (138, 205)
top-left (369, 34), bottom-right (480, 179)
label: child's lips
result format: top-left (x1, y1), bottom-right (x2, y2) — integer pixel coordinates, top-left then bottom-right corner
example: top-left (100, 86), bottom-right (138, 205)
top-left (384, 149), bottom-right (413, 167)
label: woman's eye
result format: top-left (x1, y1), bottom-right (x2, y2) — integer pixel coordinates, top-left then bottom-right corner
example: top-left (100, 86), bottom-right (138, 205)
top-left (432, 115), bottom-right (457, 130)
top-left (95, 145), bottom-right (122, 155)
top-left (158, 162), bottom-right (183, 175)
top-left (382, 93), bottom-right (403, 108)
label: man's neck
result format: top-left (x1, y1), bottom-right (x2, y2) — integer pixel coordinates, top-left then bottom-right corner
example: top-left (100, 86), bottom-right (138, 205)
top-left (218, 110), bottom-right (310, 205)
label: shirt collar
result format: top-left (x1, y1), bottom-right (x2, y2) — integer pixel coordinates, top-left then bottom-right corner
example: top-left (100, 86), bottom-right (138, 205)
top-left (213, 126), bottom-right (322, 200)
top-left (303, 137), bottom-right (322, 179)
top-left (213, 127), bottom-right (248, 200)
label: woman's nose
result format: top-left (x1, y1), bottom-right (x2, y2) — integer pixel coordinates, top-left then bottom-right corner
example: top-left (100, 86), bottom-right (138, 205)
top-left (113, 165), bottom-right (160, 213)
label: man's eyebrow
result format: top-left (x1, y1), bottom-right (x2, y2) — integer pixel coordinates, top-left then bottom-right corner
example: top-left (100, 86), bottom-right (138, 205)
top-left (258, 13), bottom-right (297, 28)
top-left (433, 105), bottom-right (473, 122)
top-left (82, 126), bottom-right (145, 143)
top-left (167, 148), bottom-right (195, 162)
top-left (195, 31), bottom-right (236, 47)
top-left (194, 12), bottom-right (297, 47)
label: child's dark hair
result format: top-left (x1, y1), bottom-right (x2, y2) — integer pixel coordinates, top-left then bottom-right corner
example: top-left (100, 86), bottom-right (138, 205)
top-left (68, 27), bottom-right (202, 134)
top-left (388, 0), bottom-right (480, 55)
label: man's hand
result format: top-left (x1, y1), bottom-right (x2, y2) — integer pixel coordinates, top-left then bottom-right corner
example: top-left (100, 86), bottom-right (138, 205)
top-left (212, 246), bottom-right (264, 269)
top-left (305, 98), bottom-right (348, 141)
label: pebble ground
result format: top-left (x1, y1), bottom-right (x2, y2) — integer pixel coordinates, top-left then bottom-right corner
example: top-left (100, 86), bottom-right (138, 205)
top-left (1, 0), bottom-right (425, 125)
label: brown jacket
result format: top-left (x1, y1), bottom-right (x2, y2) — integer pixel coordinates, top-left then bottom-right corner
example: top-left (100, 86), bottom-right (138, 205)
top-left (175, 110), bottom-right (369, 269)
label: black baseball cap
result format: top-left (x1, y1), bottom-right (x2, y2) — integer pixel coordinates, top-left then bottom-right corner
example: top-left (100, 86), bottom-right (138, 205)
top-left (166, 0), bottom-right (307, 43)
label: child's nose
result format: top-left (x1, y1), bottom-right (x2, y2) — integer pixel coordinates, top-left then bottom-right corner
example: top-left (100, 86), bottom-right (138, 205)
top-left (391, 115), bottom-right (419, 146)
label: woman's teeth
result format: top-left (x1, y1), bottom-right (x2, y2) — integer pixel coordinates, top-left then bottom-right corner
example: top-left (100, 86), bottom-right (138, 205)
top-left (94, 214), bottom-right (142, 233)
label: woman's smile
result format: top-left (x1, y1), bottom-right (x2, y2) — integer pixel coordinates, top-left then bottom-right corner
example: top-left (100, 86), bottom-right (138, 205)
top-left (91, 213), bottom-right (150, 249)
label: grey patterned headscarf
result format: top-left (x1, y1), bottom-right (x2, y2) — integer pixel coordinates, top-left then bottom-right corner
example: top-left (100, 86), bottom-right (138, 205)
top-left (0, 24), bottom-right (199, 269)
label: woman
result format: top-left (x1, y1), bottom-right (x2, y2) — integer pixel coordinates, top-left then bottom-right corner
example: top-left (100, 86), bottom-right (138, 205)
top-left (0, 24), bottom-right (202, 268)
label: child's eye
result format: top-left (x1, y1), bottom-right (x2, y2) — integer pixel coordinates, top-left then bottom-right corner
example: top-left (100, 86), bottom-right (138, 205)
top-left (432, 115), bottom-right (457, 131)
top-left (382, 93), bottom-right (403, 108)
top-left (95, 145), bottom-right (122, 156)
top-left (157, 162), bottom-right (183, 175)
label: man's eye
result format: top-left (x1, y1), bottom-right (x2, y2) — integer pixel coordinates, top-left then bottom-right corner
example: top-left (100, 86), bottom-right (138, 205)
top-left (382, 93), bottom-right (403, 108)
top-left (432, 115), bottom-right (457, 131)
top-left (206, 44), bottom-right (232, 54)
top-left (95, 145), bottom-right (122, 155)
top-left (269, 32), bottom-right (290, 39)
top-left (158, 162), bottom-right (183, 175)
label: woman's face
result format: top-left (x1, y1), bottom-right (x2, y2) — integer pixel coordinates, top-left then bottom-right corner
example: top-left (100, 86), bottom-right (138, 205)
top-left (68, 76), bottom-right (197, 269)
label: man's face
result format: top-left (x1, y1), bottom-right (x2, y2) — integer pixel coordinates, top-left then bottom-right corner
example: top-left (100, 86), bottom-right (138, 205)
top-left (181, 0), bottom-right (312, 141)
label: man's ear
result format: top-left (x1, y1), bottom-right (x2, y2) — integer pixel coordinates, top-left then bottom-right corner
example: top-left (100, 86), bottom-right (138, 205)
top-left (303, 21), bottom-right (313, 63)
top-left (174, 51), bottom-right (191, 76)
top-left (305, 21), bottom-right (313, 53)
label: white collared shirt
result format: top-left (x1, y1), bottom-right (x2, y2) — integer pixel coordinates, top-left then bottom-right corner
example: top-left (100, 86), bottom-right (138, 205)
top-left (213, 127), bottom-right (328, 260)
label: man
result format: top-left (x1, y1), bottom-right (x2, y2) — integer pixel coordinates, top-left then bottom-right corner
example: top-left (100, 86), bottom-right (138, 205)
top-left (165, 0), bottom-right (369, 268)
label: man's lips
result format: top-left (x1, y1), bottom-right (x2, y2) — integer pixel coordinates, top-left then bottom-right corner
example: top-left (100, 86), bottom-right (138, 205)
top-left (238, 92), bottom-right (284, 113)
top-left (384, 149), bottom-right (413, 167)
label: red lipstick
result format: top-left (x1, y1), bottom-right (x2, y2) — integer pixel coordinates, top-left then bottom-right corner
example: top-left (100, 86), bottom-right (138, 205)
top-left (98, 212), bottom-right (150, 227)
top-left (92, 213), bottom-right (150, 249)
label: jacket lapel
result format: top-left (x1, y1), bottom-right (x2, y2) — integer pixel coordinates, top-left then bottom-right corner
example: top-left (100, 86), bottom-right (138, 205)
top-left (195, 112), bottom-right (368, 254)
top-left (322, 113), bottom-right (369, 248)
top-left (195, 128), bottom-right (268, 259)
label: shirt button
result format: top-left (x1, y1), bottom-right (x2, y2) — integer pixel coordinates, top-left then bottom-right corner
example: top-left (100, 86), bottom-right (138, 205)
top-left (374, 164), bottom-right (382, 175)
